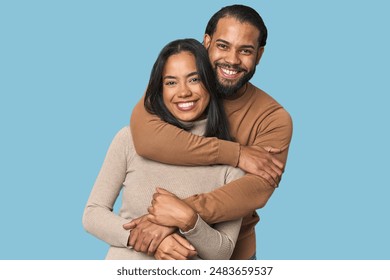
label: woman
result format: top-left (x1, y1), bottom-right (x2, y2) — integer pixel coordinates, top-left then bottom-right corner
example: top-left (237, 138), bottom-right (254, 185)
top-left (82, 39), bottom-right (244, 260)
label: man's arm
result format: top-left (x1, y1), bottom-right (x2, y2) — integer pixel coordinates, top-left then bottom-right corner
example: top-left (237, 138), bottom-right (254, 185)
top-left (147, 188), bottom-right (242, 260)
top-left (131, 96), bottom-right (283, 185)
top-left (131, 96), bottom-right (239, 166)
top-left (184, 109), bottom-right (293, 223)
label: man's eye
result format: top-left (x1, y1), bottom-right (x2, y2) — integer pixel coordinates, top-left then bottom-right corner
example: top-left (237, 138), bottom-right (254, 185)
top-left (240, 49), bottom-right (252, 55)
top-left (217, 44), bottom-right (227, 50)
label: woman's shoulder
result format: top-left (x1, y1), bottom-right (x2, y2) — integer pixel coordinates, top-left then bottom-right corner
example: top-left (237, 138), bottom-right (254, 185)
top-left (110, 126), bottom-right (135, 150)
top-left (113, 126), bottom-right (131, 141)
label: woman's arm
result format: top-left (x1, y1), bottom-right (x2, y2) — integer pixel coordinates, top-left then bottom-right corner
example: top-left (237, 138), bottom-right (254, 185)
top-left (82, 127), bottom-right (132, 248)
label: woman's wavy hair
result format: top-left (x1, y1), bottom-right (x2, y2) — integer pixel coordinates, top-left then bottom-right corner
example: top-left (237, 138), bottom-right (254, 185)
top-left (144, 38), bottom-right (231, 141)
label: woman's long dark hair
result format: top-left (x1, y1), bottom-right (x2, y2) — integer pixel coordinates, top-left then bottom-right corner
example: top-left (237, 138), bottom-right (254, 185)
top-left (144, 38), bottom-right (231, 141)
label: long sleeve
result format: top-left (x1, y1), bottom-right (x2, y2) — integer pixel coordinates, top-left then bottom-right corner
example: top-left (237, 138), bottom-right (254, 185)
top-left (181, 166), bottom-right (244, 259)
top-left (130, 96), bottom-right (240, 167)
top-left (182, 216), bottom-right (242, 260)
top-left (185, 108), bottom-right (293, 223)
top-left (82, 127), bottom-right (132, 248)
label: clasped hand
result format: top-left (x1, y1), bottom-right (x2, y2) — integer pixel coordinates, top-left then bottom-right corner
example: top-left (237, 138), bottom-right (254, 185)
top-left (122, 188), bottom-right (197, 259)
top-left (148, 188), bottom-right (198, 232)
top-left (238, 145), bottom-right (285, 187)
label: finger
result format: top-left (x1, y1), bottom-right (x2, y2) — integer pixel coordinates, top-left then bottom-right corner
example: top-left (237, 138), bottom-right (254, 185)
top-left (139, 235), bottom-right (153, 254)
top-left (157, 253), bottom-right (176, 260)
top-left (170, 251), bottom-right (190, 260)
top-left (147, 206), bottom-right (154, 215)
top-left (159, 246), bottom-right (189, 260)
top-left (147, 237), bottom-right (161, 256)
top-left (156, 187), bottom-right (174, 196)
top-left (259, 171), bottom-right (277, 188)
top-left (264, 146), bottom-right (282, 154)
top-left (128, 228), bottom-right (139, 247)
top-left (147, 213), bottom-right (157, 224)
top-left (262, 148), bottom-right (284, 173)
top-left (133, 233), bottom-right (146, 252)
top-left (123, 221), bottom-right (137, 230)
top-left (172, 233), bottom-right (195, 251)
top-left (173, 245), bottom-right (197, 259)
top-left (270, 161), bottom-right (283, 178)
top-left (263, 153), bottom-right (283, 176)
top-left (171, 234), bottom-right (197, 258)
top-left (123, 216), bottom-right (144, 230)
top-left (122, 222), bottom-right (133, 230)
top-left (263, 162), bottom-right (281, 184)
top-left (271, 157), bottom-right (285, 171)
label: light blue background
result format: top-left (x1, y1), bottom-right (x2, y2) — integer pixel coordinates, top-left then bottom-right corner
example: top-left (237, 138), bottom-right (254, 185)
top-left (1, 0), bottom-right (389, 260)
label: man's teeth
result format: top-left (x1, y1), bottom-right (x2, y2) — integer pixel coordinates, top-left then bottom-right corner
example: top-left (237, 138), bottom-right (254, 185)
top-left (178, 102), bottom-right (194, 108)
top-left (221, 68), bottom-right (238, 75)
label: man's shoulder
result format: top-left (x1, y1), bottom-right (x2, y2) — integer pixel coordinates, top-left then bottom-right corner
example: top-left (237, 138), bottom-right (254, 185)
top-left (250, 83), bottom-right (279, 104)
top-left (248, 83), bottom-right (289, 114)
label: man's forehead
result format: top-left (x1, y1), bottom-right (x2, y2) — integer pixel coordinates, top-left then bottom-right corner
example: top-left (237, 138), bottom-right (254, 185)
top-left (213, 17), bottom-right (260, 46)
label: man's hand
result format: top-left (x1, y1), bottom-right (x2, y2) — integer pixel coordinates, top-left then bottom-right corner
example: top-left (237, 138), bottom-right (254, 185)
top-left (123, 215), bottom-right (175, 255)
top-left (148, 188), bottom-right (198, 232)
top-left (155, 233), bottom-right (197, 260)
top-left (238, 145), bottom-right (284, 187)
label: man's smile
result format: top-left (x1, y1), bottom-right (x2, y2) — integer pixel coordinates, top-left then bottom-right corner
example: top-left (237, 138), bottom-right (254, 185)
top-left (216, 63), bottom-right (246, 80)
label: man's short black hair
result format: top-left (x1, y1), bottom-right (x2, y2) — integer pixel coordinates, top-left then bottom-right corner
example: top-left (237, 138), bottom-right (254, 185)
top-left (205, 4), bottom-right (268, 48)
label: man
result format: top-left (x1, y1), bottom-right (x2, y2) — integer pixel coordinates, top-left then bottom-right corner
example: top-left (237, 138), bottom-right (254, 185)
top-left (124, 4), bottom-right (293, 259)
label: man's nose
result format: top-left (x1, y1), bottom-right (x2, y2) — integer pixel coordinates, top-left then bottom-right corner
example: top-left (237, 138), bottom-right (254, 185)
top-left (224, 50), bottom-right (241, 65)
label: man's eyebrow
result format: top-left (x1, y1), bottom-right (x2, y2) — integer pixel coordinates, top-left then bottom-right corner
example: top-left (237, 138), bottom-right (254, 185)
top-left (216, 39), bottom-right (230, 45)
top-left (216, 39), bottom-right (256, 50)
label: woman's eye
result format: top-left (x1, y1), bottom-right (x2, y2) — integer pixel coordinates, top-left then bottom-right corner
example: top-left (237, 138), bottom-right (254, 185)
top-left (164, 81), bottom-right (176, 86)
top-left (190, 77), bottom-right (200, 83)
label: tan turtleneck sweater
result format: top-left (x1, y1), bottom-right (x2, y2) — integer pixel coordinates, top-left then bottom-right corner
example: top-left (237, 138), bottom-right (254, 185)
top-left (83, 120), bottom-right (244, 260)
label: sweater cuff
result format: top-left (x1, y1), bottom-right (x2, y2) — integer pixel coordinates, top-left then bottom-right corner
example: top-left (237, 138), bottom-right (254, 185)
top-left (179, 214), bottom-right (200, 235)
top-left (216, 140), bottom-right (240, 167)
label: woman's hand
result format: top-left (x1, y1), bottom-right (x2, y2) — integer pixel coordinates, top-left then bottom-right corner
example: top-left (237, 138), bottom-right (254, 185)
top-left (155, 233), bottom-right (197, 260)
top-left (148, 188), bottom-right (198, 232)
top-left (123, 214), bottom-right (175, 255)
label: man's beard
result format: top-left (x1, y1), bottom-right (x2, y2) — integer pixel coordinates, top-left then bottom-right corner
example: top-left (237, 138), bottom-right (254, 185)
top-left (214, 63), bottom-right (256, 99)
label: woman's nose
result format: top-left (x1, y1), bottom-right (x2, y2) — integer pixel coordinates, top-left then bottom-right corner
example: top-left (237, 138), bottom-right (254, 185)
top-left (177, 84), bottom-right (192, 98)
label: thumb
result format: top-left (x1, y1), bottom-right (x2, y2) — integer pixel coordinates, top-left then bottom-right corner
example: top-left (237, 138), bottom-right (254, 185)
top-left (122, 221), bottom-right (135, 230)
top-left (122, 217), bottom-right (141, 230)
top-left (156, 187), bottom-right (173, 195)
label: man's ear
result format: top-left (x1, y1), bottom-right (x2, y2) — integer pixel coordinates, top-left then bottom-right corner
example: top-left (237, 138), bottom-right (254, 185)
top-left (256, 47), bottom-right (265, 65)
top-left (203, 34), bottom-right (211, 49)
